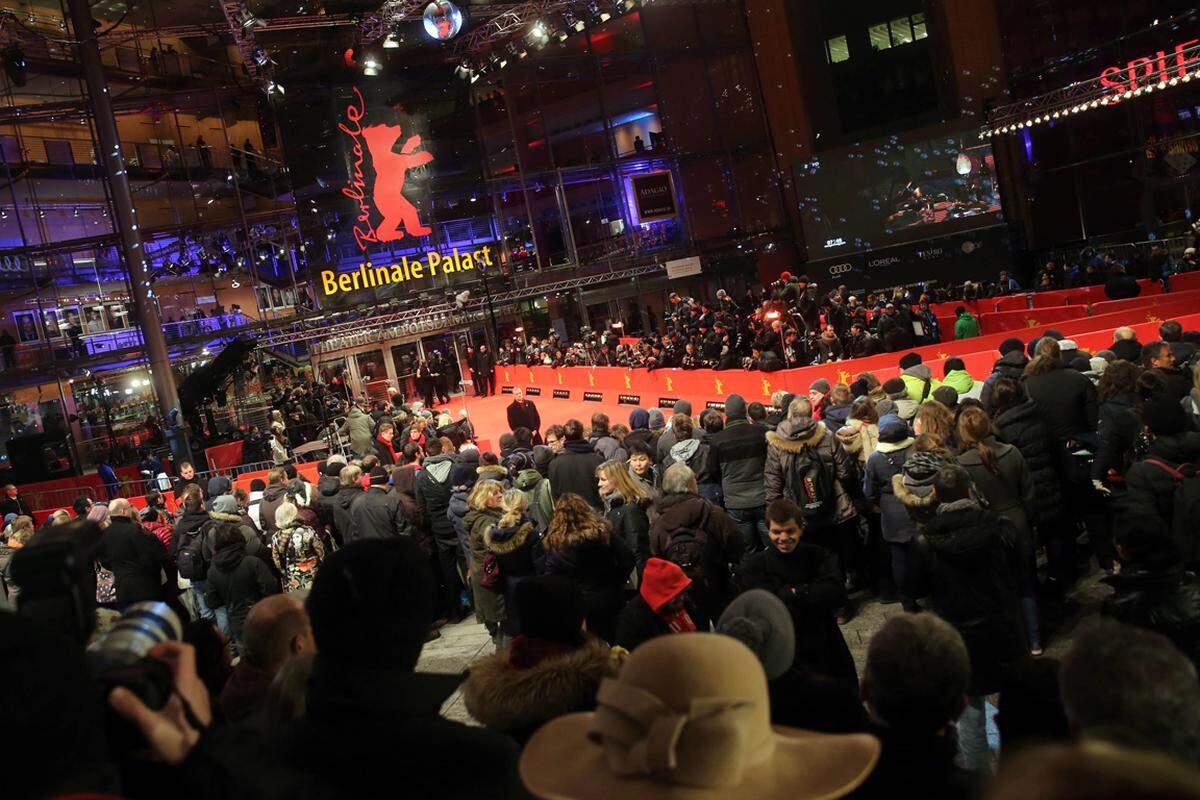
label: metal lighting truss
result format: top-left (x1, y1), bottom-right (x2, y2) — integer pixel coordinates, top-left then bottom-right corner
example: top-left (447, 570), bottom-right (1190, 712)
top-left (982, 38), bottom-right (1200, 139)
top-left (216, 0), bottom-right (265, 80)
top-left (263, 261), bottom-right (665, 350)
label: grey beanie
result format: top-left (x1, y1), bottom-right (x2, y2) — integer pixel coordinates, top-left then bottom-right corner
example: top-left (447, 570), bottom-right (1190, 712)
top-left (809, 378), bottom-right (830, 394)
top-left (648, 408), bottom-right (666, 430)
top-left (724, 393), bottom-right (747, 421)
top-left (717, 589), bottom-right (795, 680)
top-left (211, 494), bottom-right (238, 515)
top-left (673, 399), bottom-right (693, 416)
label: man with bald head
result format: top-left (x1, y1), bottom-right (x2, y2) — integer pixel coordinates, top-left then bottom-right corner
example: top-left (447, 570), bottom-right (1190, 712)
top-left (219, 593), bottom-right (316, 723)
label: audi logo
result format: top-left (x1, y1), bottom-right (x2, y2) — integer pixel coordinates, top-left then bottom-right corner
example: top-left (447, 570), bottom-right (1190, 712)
top-left (828, 263), bottom-right (854, 276)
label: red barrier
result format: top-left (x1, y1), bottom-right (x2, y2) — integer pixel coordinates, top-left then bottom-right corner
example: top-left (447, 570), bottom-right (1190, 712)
top-left (978, 305), bottom-right (1090, 335)
top-left (495, 310), bottom-right (1200, 412)
top-left (1091, 287), bottom-right (1200, 317)
top-left (204, 441), bottom-right (245, 471)
top-left (993, 294), bottom-right (1031, 312)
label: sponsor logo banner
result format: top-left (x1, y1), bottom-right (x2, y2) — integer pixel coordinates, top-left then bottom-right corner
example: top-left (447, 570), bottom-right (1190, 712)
top-left (617, 394), bottom-right (641, 405)
top-left (705, 401), bottom-right (726, 411)
top-left (500, 386), bottom-right (515, 394)
top-left (584, 391), bottom-right (603, 402)
top-left (524, 387), bottom-right (541, 396)
top-left (553, 388), bottom-right (570, 399)
top-left (658, 397), bottom-right (679, 408)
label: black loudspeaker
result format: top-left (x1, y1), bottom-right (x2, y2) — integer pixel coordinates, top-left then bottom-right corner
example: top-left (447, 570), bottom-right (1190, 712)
top-left (7, 433), bottom-right (61, 482)
top-left (177, 338), bottom-right (257, 415)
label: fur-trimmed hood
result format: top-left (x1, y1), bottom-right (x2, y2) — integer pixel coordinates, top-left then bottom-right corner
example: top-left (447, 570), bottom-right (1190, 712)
top-left (485, 520), bottom-right (535, 554)
top-left (461, 638), bottom-right (617, 737)
top-left (208, 510), bottom-right (246, 525)
top-left (766, 420), bottom-right (827, 453)
top-left (892, 473), bottom-right (938, 511)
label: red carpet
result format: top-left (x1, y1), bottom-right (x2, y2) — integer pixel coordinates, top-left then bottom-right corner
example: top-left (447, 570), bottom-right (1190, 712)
top-left (429, 392), bottom-right (647, 450)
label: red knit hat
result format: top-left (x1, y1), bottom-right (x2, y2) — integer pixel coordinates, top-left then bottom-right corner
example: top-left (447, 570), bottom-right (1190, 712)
top-left (639, 558), bottom-right (691, 612)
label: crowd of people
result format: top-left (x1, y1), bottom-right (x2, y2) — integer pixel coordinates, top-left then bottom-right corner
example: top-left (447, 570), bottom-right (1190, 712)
top-left (5, 302), bottom-right (1200, 798)
top-left (489, 251), bottom-right (1197, 374)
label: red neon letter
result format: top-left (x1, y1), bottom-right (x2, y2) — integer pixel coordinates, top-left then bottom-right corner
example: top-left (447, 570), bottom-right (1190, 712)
top-left (1175, 39), bottom-right (1200, 77)
top-left (1126, 56), bottom-right (1155, 90)
top-left (1100, 65), bottom-right (1126, 93)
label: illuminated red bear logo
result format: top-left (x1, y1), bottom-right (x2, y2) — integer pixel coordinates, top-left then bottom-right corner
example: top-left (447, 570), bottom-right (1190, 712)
top-left (362, 124), bottom-right (433, 241)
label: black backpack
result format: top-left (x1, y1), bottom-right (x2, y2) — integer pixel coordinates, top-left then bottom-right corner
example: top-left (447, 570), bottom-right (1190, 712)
top-left (664, 503), bottom-right (713, 582)
top-left (177, 520), bottom-right (214, 581)
top-left (788, 444), bottom-right (836, 522)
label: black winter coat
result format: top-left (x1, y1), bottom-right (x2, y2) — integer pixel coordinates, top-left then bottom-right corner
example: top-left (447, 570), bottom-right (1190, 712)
top-left (330, 485), bottom-right (363, 546)
top-left (348, 487), bottom-right (410, 543)
top-left (979, 351), bottom-right (1028, 412)
top-left (549, 439), bottom-right (605, 510)
top-left (99, 516), bottom-right (165, 607)
top-left (706, 420), bottom-right (768, 510)
top-left (1104, 553), bottom-right (1200, 669)
top-left (992, 399), bottom-right (1064, 522)
top-left (415, 453), bottom-right (457, 546)
top-left (1121, 432), bottom-right (1200, 539)
top-left (506, 399), bottom-right (541, 435)
top-left (738, 543), bottom-right (856, 687)
top-left (544, 534), bottom-right (635, 643)
top-left (649, 493), bottom-right (745, 623)
top-left (604, 495), bottom-right (651, 574)
top-left (914, 501), bottom-right (1025, 695)
top-left (170, 508), bottom-right (211, 563)
top-left (1023, 363), bottom-right (1099, 441)
top-left (277, 661), bottom-right (521, 799)
top-left (315, 477), bottom-right (341, 533)
top-left (613, 594), bottom-right (671, 652)
top-left (204, 540), bottom-right (279, 639)
top-left (1093, 392), bottom-right (1141, 480)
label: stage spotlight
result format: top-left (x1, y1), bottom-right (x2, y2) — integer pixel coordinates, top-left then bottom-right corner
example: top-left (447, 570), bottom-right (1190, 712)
top-left (265, 80), bottom-right (285, 96)
top-left (383, 32), bottom-right (401, 48)
top-left (363, 56), bottom-right (381, 76)
top-left (527, 20), bottom-right (550, 48)
top-left (455, 61), bottom-right (473, 80)
top-left (251, 47), bottom-right (273, 68)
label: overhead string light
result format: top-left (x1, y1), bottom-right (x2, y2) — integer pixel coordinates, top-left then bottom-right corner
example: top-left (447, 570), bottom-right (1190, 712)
top-left (981, 61), bottom-right (1200, 140)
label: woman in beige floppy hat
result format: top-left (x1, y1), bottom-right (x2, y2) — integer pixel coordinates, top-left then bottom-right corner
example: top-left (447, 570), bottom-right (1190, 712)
top-left (519, 632), bottom-right (880, 800)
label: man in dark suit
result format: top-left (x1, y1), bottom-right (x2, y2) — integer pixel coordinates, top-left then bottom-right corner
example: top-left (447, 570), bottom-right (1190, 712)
top-left (507, 388), bottom-right (542, 445)
top-left (1, 484), bottom-right (31, 518)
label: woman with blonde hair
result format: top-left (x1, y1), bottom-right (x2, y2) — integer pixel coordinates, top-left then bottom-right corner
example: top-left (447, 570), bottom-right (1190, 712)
top-left (596, 458), bottom-right (652, 576)
top-left (544, 493), bottom-right (635, 642)
top-left (464, 480), bottom-right (506, 637)
top-left (484, 489), bottom-right (545, 641)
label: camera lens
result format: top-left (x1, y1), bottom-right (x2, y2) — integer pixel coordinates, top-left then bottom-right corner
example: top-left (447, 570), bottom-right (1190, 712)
top-left (88, 601), bottom-right (182, 669)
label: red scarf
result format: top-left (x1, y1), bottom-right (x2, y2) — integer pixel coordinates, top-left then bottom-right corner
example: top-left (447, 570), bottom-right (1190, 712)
top-left (658, 607), bottom-right (697, 633)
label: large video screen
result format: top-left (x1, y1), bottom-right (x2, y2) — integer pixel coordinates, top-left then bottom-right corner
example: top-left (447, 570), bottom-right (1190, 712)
top-left (796, 130), bottom-right (1004, 260)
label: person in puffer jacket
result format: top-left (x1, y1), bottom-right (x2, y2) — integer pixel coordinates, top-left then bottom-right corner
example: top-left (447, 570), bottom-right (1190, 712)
top-left (204, 522), bottom-right (280, 642)
top-left (822, 383), bottom-right (854, 435)
top-left (447, 458), bottom-right (479, 566)
top-left (661, 416), bottom-right (719, 503)
top-left (979, 338), bottom-right (1029, 412)
top-left (513, 467), bottom-right (554, 535)
top-left (898, 352), bottom-right (941, 405)
top-left (864, 414), bottom-right (917, 610)
top-left (893, 441), bottom-right (951, 532)
top-left (416, 438), bottom-right (464, 621)
top-left (941, 357), bottom-right (979, 400)
top-left (836, 400), bottom-right (879, 469)
top-left (588, 412), bottom-right (627, 463)
top-left (484, 490), bottom-right (545, 639)
top-left (883, 378), bottom-right (918, 422)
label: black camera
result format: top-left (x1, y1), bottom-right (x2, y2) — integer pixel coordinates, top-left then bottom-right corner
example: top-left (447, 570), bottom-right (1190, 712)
top-left (11, 530), bottom-right (183, 750)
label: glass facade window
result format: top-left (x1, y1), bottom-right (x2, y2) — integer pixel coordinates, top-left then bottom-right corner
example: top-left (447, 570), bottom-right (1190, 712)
top-left (869, 23), bottom-right (892, 51)
top-left (912, 12), bottom-right (928, 41)
top-left (826, 36), bottom-right (850, 64)
top-left (889, 16), bottom-right (914, 46)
